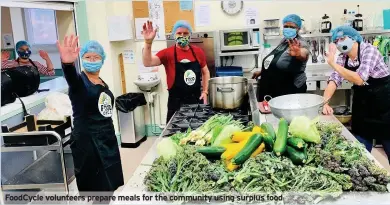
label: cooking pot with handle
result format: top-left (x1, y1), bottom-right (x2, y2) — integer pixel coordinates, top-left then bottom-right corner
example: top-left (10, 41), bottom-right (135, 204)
top-left (209, 77), bottom-right (248, 109)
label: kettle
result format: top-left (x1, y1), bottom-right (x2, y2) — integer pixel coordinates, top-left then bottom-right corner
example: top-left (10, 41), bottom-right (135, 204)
top-left (352, 5), bottom-right (364, 31)
top-left (321, 14), bottom-right (332, 33)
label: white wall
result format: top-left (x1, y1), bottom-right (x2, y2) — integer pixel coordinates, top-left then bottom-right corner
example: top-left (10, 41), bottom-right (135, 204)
top-left (85, 0), bottom-right (390, 128)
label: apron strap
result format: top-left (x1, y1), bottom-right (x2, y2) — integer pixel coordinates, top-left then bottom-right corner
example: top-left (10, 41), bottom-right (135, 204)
top-left (174, 45), bottom-right (198, 64)
top-left (13, 93), bottom-right (29, 116)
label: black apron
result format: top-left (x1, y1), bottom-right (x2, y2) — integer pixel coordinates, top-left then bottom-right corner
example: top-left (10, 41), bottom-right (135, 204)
top-left (70, 72), bottom-right (124, 191)
top-left (257, 41), bottom-right (307, 102)
top-left (346, 43), bottom-right (390, 140)
top-left (1, 59), bottom-right (41, 106)
top-left (166, 46), bottom-right (202, 123)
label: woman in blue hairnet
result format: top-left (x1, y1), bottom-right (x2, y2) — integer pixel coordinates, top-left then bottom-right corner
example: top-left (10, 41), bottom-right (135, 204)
top-left (56, 35), bottom-right (124, 196)
top-left (322, 26), bottom-right (390, 161)
top-left (142, 20), bottom-right (210, 123)
top-left (253, 14), bottom-right (310, 105)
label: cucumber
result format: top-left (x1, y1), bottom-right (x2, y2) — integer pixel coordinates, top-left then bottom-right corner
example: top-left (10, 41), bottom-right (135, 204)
top-left (287, 137), bottom-right (306, 150)
top-left (196, 146), bottom-right (226, 159)
top-left (286, 145), bottom-right (307, 165)
top-left (261, 122), bottom-right (276, 140)
top-left (232, 133), bottom-right (263, 165)
top-left (262, 133), bottom-right (274, 151)
top-left (273, 118), bottom-right (289, 156)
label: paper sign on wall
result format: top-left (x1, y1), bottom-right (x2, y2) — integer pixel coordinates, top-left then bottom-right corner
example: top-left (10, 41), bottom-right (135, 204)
top-left (2, 34), bottom-right (14, 49)
top-left (148, 0), bottom-right (166, 40)
top-left (123, 49), bottom-right (135, 64)
top-left (195, 4), bottom-right (211, 27)
top-left (107, 16), bottom-right (133, 41)
top-left (244, 7), bottom-right (259, 26)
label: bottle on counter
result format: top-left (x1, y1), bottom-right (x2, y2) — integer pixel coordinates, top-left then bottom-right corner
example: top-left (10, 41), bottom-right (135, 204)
top-left (342, 9), bottom-right (348, 25)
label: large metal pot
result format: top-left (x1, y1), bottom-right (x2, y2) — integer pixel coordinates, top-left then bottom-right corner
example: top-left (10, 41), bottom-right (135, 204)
top-left (268, 94), bottom-right (327, 123)
top-left (209, 77), bottom-right (248, 109)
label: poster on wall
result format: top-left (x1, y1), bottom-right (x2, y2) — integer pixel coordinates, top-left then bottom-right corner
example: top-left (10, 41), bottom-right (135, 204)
top-left (148, 0), bottom-right (166, 40)
top-left (107, 16), bottom-right (133, 41)
top-left (195, 4), bottom-right (211, 27)
top-left (123, 49), bottom-right (135, 64)
top-left (244, 7), bottom-right (259, 26)
top-left (2, 34), bottom-right (14, 49)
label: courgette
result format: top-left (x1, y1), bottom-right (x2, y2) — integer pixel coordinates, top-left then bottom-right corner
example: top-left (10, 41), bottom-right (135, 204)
top-left (287, 137), bottom-right (306, 150)
top-left (261, 122), bottom-right (276, 140)
top-left (273, 118), bottom-right (288, 156)
top-left (232, 133), bottom-right (263, 165)
top-left (231, 132), bottom-right (255, 142)
top-left (262, 133), bottom-right (274, 151)
top-left (196, 146), bottom-right (226, 159)
top-left (286, 145), bottom-right (307, 165)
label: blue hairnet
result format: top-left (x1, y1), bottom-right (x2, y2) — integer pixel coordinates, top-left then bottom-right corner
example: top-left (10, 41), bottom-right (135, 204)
top-left (282, 14), bottom-right (302, 29)
top-left (331, 26), bottom-right (363, 43)
top-left (172, 20), bottom-right (193, 35)
top-left (80, 40), bottom-right (106, 63)
top-left (15, 40), bottom-right (31, 50)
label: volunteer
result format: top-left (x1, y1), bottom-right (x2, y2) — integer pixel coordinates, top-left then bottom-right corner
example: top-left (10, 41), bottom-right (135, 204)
top-left (57, 35), bottom-right (124, 196)
top-left (322, 26), bottom-right (390, 161)
top-left (1, 40), bottom-right (55, 76)
top-left (142, 20), bottom-right (210, 123)
top-left (252, 14), bottom-right (310, 102)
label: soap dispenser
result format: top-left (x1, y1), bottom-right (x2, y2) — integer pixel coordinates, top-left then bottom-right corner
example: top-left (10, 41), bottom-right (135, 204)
top-left (321, 14), bottom-right (332, 33)
top-left (353, 5), bottom-right (364, 31)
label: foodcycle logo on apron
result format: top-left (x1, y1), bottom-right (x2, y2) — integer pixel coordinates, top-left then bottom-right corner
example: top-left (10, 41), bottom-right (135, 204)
top-left (98, 92), bottom-right (113, 118)
top-left (184, 70), bottom-right (196, 86)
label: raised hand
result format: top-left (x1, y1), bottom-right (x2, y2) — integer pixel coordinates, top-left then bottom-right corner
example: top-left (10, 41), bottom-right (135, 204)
top-left (56, 35), bottom-right (80, 64)
top-left (288, 39), bottom-right (301, 57)
top-left (325, 43), bottom-right (337, 66)
top-left (1, 51), bottom-right (10, 61)
top-left (39, 50), bottom-right (49, 60)
top-left (141, 20), bottom-right (157, 42)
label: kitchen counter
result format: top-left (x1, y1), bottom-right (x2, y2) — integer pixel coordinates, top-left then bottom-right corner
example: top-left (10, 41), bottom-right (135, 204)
top-left (114, 112), bottom-right (390, 204)
top-left (0, 77), bottom-right (68, 122)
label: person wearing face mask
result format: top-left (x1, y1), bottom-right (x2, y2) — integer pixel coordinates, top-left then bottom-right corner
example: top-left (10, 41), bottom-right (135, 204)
top-left (252, 14), bottom-right (310, 104)
top-left (57, 35), bottom-right (124, 198)
top-left (322, 26), bottom-right (390, 161)
top-left (1, 41), bottom-right (55, 104)
top-left (1, 40), bottom-right (55, 76)
top-left (142, 20), bottom-right (210, 123)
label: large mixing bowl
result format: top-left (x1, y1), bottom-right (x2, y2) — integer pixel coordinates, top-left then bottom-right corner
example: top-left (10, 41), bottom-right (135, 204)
top-left (268, 94), bottom-right (327, 123)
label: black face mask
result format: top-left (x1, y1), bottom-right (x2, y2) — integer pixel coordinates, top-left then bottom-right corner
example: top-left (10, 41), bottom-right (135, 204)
top-left (17, 50), bottom-right (32, 59)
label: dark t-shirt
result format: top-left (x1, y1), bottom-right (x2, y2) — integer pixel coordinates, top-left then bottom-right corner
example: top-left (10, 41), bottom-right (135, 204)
top-left (62, 63), bottom-right (114, 122)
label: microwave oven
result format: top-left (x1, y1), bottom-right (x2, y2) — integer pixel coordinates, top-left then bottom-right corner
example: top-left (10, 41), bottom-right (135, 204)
top-left (219, 28), bottom-right (261, 52)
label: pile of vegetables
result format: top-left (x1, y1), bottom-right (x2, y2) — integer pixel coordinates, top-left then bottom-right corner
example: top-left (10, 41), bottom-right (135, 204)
top-left (174, 114), bottom-right (247, 146)
top-left (147, 114), bottom-right (390, 204)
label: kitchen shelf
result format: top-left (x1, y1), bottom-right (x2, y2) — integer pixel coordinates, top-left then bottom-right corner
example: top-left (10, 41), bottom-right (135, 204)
top-left (218, 50), bottom-right (260, 57)
top-left (264, 29), bottom-right (390, 40)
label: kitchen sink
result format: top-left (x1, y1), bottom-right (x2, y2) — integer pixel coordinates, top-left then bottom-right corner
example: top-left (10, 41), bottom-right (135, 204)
top-left (133, 73), bottom-right (161, 91)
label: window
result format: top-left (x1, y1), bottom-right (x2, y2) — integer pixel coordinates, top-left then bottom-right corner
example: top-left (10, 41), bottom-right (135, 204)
top-left (24, 8), bottom-right (58, 45)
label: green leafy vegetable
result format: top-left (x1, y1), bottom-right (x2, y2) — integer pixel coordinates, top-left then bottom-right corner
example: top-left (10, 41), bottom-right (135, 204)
top-left (157, 138), bottom-right (181, 160)
top-left (289, 116), bottom-right (321, 144)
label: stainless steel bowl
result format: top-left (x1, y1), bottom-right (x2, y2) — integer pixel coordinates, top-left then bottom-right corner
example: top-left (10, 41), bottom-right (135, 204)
top-left (268, 94), bottom-right (326, 123)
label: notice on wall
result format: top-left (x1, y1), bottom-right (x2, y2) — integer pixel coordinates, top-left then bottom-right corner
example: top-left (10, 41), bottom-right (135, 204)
top-left (2, 34), bottom-right (14, 49)
top-left (148, 0), bottom-right (166, 40)
top-left (123, 49), bottom-right (135, 64)
top-left (179, 0), bottom-right (193, 11)
top-left (107, 16), bottom-right (133, 41)
top-left (244, 7), bottom-right (259, 26)
top-left (195, 4), bottom-right (211, 27)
